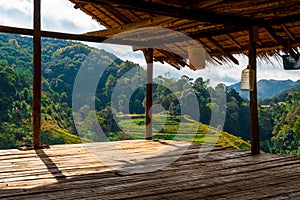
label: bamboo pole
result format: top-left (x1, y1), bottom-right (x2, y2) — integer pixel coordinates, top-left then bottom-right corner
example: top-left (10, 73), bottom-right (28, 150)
top-left (33, 0), bottom-right (42, 148)
top-left (249, 27), bottom-right (260, 155)
top-left (143, 48), bottom-right (153, 140)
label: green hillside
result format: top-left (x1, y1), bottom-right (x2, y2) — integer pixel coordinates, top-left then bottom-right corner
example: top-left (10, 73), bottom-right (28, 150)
top-left (0, 32), bottom-right (298, 155)
top-left (260, 87), bottom-right (300, 155)
top-left (114, 114), bottom-right (250, 150)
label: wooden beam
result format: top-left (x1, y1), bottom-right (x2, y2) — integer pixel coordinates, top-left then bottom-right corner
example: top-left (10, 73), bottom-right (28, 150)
top-left (127, 10), bottom-right (141, 21)
top-left (207, 37), bottom-right (239, 65)
top-left (79, 0), bottom-right (300, 44)
top-left (192, 0), bottom-right (224, 9)
top-left (0, 25), bottom-right (108, 42)
top-left (196, 39), bottom-right (224, 65)
top-left (281, 24), bottom-right (296, 42)
top-left (2, 24), bottom-right (298, 56)
top-left (198, 39), bottom-right (212, 53)
top-left (2, 21), bottom-right (300, 67)
top-left (92, 5), bottom-right (123, 26)
top-left (82, 6), bottom-right (112, 28)
top-left (84, 14), bottom-right (300, 47)
top-left (81, 0), bottom-right (255, 27)
top-left (265, 26), bottom-right (298, 59)
top-left (85, 16), bottom-right (171, 37)
top-left (261, 13), bottom-right (300, 27)
top-left (143, 48), bottom-right (153, 140)
top-left (2, 4), bottom-right (299, 45)
top-left (0, 25), bottom-right (183, 47)
top-left (249, 26), bottom-right (260, 155)
top-left (33, 0), bottom-right (42, 148)
top-left (42, 30), bottom-right (173, 47)
top-left (42, 30), bottom-right (107, 42)
top-left (265, 27), bottom-right (281, 43)
top-left (226, 34), bottom-right (242, 49)
top-left (102, 5), bottom-right (131, 24)
top-left (157, 49), bottom-right (183, 69)
top-left (0, 25), bottom-right (34, 36)
top-left (170, 43), bottom-right (189, 58)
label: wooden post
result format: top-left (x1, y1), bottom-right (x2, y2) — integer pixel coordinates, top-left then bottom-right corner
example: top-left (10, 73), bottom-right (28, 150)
top-left (249, 27), bottom-right (260, 155)
top-left (33, 0), bottom-right (42, 148)
top-left (143, 48), bottom-right (153, 140)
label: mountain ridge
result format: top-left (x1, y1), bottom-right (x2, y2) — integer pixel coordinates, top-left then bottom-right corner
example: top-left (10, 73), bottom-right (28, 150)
top-left (228, 79), bottom-right (300, 100)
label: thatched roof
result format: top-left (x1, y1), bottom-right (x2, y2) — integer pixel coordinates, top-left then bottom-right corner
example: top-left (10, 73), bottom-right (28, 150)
top-left (69, 0), bottom-right (300, 70)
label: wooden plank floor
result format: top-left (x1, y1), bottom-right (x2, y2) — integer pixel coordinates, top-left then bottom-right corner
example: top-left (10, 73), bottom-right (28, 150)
top-left (0, 140), bottom-right (299, 199)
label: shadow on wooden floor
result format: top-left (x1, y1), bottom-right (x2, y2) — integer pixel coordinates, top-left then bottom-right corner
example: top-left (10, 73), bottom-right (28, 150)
top-left (0, 140), bottom-right (299, 199)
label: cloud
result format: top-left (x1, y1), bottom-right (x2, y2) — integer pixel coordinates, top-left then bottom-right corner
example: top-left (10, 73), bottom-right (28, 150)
top-left (257, 57), bottom-right (300, 82)
top-left (0, 0), bottom-right (102, 33)
top-left (0, 0), bottom-right (31, 14)
top-left (0, 0), bottom-right (32, 28)
top-left (0, 1), bottom-right (299, 85)
top-left (41, 0), bottom-right (102, 33)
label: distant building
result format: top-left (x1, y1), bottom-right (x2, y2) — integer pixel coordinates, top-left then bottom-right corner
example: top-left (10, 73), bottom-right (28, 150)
top-left (277, 102), bottom-right (287, 106)
top-left (260, 105), bottom-right (271, 108)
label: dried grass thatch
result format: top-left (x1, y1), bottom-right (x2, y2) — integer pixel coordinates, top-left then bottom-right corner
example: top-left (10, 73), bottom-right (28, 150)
top-left (70, 0), bottom-right (300, 70)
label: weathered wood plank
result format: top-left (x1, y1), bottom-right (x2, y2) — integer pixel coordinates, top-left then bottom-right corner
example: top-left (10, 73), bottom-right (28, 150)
top-left (0, 159), bottom-right (298, 196)
top-left (0, 140), bottom-right (299, 200)
top-left (5, 164), bottom-right (299, 200)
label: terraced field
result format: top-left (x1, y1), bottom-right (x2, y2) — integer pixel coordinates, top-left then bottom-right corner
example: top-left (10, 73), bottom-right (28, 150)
top-left (112, 114), bottom-right (251, 150)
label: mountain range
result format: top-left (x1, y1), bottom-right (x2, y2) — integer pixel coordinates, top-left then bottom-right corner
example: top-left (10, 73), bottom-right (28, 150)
top-left (228, 79), bottom-right (300, 100)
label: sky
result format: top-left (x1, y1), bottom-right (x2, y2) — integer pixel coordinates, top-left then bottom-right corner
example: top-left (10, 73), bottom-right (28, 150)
top-left (0, 0), bottom-right (299, 86)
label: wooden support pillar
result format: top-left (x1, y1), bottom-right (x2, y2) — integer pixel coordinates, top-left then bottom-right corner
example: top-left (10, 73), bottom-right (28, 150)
top-left (33, 0), bottom-right (42, 147)
top-left (143, 48), bottom-right (153, 140)
top-left (249, 27), bottom-right (260, 155)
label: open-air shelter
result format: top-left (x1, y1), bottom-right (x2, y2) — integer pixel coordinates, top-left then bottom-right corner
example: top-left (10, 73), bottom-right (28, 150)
top-left (2, 0), bottom-right (300, 154)
top-left (0, 0), bottom-right (299, 199)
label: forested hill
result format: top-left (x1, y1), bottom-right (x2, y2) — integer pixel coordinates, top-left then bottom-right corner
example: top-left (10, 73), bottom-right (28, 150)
top-left (229, 79), bottom-right (300, 100)
top-left (0, 32), bottom-right (251, 149)
top-left (0, 32), bottom-right (125, 148)
top-left (259, 86), bottom-right (300, 155)
top-left (0, 33), bottom-right (298, 155)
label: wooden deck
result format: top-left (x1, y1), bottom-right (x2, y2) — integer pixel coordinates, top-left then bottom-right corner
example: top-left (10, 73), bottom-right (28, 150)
top-left (0, 140), bottom-right (299, 199)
